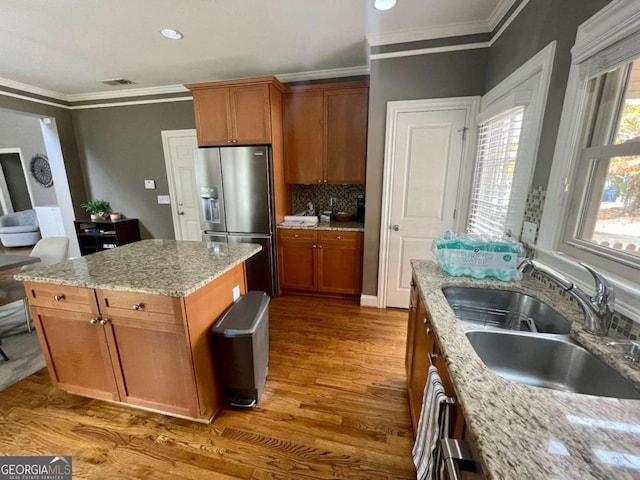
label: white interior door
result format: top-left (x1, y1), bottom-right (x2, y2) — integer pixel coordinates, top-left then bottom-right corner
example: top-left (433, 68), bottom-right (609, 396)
top-left (385, 109), bottom-right (468, 308)
top-left (162, 130), bottom-right (202, 241)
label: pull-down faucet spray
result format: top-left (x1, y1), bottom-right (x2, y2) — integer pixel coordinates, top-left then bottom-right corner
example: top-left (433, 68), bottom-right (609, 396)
top-left (517, 259), bottom-right (615, 336)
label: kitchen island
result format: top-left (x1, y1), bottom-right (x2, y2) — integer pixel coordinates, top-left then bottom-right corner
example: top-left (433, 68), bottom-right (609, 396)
top-left (411, 260), bottom-right (640, 479)
top-left (15, 239), bottom-right (261, 422)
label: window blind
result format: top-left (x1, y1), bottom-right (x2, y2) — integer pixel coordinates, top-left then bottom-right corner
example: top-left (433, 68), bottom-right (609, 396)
top-left (467, 106), bottom-right (525, 237)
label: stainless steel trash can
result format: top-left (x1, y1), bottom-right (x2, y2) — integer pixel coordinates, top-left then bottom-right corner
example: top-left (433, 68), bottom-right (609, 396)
top-left (210, 291), bottom-right (270, 408)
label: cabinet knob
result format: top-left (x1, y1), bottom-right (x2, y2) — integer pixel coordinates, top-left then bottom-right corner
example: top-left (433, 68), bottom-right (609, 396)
top-left (312, 244), bottom-right (317, 248)
top-left (294, 234), bottom-right (300, 238)
top-left (426, 327), bottom-right (433, 334)
top-left (317, 245), bottom-right (323, 249)
top-left (410, 280), bottom-right (415, 287)
top-left (336, 236), bottom-right (342, 240)
top-left (99, 318), bottom-right (110, 325)
top-left (54, 294), bottom-right (65, 302)
top-left (323, 179), bottom-right (328, 183)
top-left (177, 211), bottom-right (185, 215)
top-left (409, 303), bottom-right (416, 310)
top-left (423, 317), bottom-right (429, 324)
top-left (89, 318), bottom-right (99, 325)
top-left (132, 303), bottom-right (144, 310)
top-left (227, 140), bottom-right (233, 143)
top-left (317, 179), bottom-right (322, 183)
top-left (231, 139), bottom-right (238, 143)
top-left (429, 353), bottom-right (439, 361)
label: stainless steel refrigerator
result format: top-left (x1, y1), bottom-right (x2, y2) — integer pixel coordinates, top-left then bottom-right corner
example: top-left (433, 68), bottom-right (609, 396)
top-left (193, 145), bottom-right (277, 296)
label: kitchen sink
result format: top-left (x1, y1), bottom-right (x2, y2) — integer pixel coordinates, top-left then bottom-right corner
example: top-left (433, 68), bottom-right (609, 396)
top-left (465, 330), bottom-right (640, 399)
top-left (442, 287), bottom-right (572, 334)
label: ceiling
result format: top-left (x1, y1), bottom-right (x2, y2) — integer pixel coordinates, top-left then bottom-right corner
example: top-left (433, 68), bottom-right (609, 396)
top-left (0, 0), bottom-right (509, 99)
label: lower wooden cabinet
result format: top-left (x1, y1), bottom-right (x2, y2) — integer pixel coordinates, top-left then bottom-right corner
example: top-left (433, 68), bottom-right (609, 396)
top-left (277, 229), bottom-right (363, 295)
top-left (24, 263), bottom-right (248, 422)
top-left (406, 274), bottom-right (465, 439)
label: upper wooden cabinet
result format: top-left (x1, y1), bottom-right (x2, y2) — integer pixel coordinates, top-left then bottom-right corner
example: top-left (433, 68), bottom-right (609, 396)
top-left (186, 77), bottom-right (284, 147)
top-left (283, 81), bottom-right (369, 184)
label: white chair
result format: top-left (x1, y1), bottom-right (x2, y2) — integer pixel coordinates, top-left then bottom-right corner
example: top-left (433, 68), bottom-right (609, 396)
top-left (0, 237), bottom-right (70, 335)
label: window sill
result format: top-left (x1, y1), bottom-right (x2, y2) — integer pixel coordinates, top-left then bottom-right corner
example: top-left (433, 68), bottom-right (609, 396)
top-left (534, 247), bottom-right (640, 324)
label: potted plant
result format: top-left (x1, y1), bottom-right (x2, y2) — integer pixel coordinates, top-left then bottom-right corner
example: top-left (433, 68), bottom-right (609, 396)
top-left (82, 199), bottom-right (111, 220)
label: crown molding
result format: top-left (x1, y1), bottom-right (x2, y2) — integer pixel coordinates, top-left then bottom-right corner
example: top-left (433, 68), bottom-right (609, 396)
top-left (0, 76), bottom-right (69, 102)
top-left (275, 65), bottom-right (369, 83)
top-left (488, 0), bottom-right (519, 31)
top-left (369, 42), bottom-right (490, 61)
top-left (67, 84), bottom-right (190, 102)
top-left (366, 19), bottom-right (489, 47)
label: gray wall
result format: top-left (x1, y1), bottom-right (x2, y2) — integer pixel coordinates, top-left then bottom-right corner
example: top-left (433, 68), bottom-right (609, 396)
top-left (362, 50), bottom-right (488, 295)
top-left (485, 0), bottom-right (612, 186)
top-left (0, 109), bottom-right (59, 206)
top-left (72, 101), bottom-right (196, 239)
top-left (0, 93), bottom-right (88, 219)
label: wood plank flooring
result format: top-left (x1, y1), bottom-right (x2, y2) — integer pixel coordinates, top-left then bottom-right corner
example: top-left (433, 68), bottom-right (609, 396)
top-left (0, 295), bottom-right (415, 479)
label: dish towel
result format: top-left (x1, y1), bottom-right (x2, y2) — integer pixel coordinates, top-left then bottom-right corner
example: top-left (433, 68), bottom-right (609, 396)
top-left (412, 365), bottom-right (451, 480)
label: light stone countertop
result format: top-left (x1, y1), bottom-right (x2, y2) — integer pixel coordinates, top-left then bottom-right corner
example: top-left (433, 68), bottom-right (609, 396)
top-left (411, 259), bottom-right (640, 480)
top-left (15, 239), bottom-right (261, 297)
top-left (277, 221), bottom-right (364, 232)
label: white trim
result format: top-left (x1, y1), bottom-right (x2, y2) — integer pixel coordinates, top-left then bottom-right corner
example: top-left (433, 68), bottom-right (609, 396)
top-left (366, 20), bottom-right (489, 47)
top-left (538, 0), bottom-right (640, 322)
top-left (488, 0), bottom-right (531, 47)
top-left (359, 294), bottom-right (379, 308)
top-left (0, 147), bottom-right (20, 214)
top-left (0, 88), bottom-right (70, 110)
top-left (572, 0), bottom-right (640, 64)
top-left (473, 41), bottom-right (555, 240)
top-left (488, 0), bottom-right (520, 31)
top-left (369, 42), bottom-right (490, 61)
top-left (68, 84), bottom-right (189, 102)
top-left (69, 96), bottom-right (193, 110)
top-left (376, 97), bottom-right (480, 309)
top-left (0, 77), bottom-right (68, 101)
top-left (161, 129), bottom-right (198, 241)
top-left (275, 65), bottom-right (369, 83)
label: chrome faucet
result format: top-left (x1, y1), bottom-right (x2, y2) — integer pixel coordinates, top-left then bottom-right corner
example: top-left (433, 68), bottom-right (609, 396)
top-left (517, 259), bottom-right (615, 336)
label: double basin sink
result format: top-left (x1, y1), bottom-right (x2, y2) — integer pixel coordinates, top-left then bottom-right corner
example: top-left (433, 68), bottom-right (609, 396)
top-left (442, 287), bottom-right (640, 400)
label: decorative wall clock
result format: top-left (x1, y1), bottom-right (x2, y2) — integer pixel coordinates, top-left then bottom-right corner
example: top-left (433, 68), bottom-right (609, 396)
top-left (30, 154), bottom-right (53, 187)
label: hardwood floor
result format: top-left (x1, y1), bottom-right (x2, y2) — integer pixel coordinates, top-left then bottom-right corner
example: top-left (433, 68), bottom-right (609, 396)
top-left (0, 295), bottom-right (415, 479)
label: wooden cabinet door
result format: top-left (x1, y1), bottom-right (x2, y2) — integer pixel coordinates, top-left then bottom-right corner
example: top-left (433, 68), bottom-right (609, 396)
top-left (283, 90), bottom-right (324, 184)
top-left (325, 87), bottom-right (368, 184)
top-left (316, 231), bottom-right (363, 294)
top-left (229, 84), bottom-right (271, 144)
top-left (406, 277), bottom-right (419, 373)
top-left (192, 88), bottom-right (232, 146)
top-left (407, 299), bottom-right (436, 432)
top-left (31, 306), bottom-right (120, 402)
top-left (277, 230), bottom-right (316, 290)
top-left (103, 315), bottom-right (199, 418)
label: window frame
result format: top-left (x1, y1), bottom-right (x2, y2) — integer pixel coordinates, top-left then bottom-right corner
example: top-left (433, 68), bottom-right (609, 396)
top-left (467, 41), bottom-right (556, 240)
top-left (538, 0), bottom-right (640, 322)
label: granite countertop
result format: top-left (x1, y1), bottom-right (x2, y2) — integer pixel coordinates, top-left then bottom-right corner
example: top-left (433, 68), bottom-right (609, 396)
top-left (15, 239), bottom-right (261, 297)
top-left (277, 220), bottom-right (364, 232)
top-left (411, 259), bottom-right (640, 480)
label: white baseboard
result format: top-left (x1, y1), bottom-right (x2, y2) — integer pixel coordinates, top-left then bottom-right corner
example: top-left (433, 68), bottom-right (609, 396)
top-left (359, 294), bottom-right (381, 308)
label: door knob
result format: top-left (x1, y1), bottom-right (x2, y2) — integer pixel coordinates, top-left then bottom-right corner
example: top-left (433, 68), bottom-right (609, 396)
top-left (177, 211), bottom-right (185, 215)
top-left (392, 224), bottom-right (400, 231)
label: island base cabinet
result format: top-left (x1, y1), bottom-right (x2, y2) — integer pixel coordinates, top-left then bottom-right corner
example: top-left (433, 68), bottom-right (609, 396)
top-left (31, 307), bottom-right (120, 402)
top-left (104, 316), bottom-right (199, 418)
top-left (24, 264), bottom-right (248, 423)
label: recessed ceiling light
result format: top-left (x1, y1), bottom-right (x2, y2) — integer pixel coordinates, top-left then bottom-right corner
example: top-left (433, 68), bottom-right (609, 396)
top-left (160, 28), bottom-right (183, 40)
top-left (374, 0), bottom-right (397, 11)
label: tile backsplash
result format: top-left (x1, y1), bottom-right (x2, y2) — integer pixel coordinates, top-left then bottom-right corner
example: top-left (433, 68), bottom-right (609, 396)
top-left (524, 184), bottom-right (638, 338)
top-left (291, 184), bottom-right (365, 216)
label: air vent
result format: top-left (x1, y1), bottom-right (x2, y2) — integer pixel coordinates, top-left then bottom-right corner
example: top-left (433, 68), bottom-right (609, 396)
top-left (100, 78), bottom-right (137, 86)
